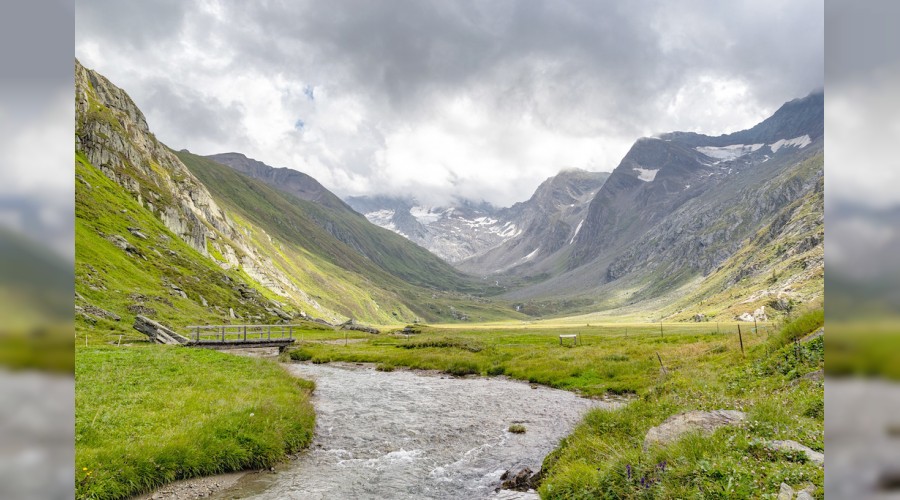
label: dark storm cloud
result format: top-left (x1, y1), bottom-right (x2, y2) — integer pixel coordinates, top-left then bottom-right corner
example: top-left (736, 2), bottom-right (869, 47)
top-left (228, 0), bottom-right (821, 127)
top-left (75, 0), bottom-right (823, 205)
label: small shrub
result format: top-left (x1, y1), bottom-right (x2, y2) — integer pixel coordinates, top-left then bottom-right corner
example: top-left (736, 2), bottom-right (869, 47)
top-left (400, 337), bottom-right (485, 352)
top-left (508, 424), bottom-right (527, 434)
top-left (803, 398), bottom-right (824, 419)
top-left (602, 354), bottom-right (629, 362)
top-left (289, 349), bottom-right (313, 361)
top-left (487, 364), bottom-right (506, 376)
top-left (445, 360), bottom-right (479, 376)
top-left (376, 363), bottom-right (395, 372)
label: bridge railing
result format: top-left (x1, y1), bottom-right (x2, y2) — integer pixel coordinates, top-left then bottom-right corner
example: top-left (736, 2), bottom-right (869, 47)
top-left (184, 324), bottom-right (296, 343)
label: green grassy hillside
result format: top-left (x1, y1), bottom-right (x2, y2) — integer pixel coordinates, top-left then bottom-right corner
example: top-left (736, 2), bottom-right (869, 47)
top-left (177, 151), bottom-right (479, 292)
top-left (75, 151), bottom-right (289, 337)
top-left (176, 151), bottom-right (520, 324)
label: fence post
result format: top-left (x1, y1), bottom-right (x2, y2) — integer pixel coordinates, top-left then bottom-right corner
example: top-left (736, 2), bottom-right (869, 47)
top-left (660, 322), bottom-right (664, 338)
top-left (754, 318), bottom-right (758, 334)
top-left (738, 324), bottom-right (744, 356)
top-left (243, 325), bottom-right (247, 341)
top-left (656, 352), bottom-right (667, 376)
top-left (221, 326), bottom-right (225, 342)
top-left (716, 322), bottom-right (720, 334)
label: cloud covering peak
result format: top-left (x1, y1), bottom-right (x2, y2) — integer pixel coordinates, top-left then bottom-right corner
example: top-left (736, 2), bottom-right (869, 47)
top-left (76, 0), bottom-right (823, 207)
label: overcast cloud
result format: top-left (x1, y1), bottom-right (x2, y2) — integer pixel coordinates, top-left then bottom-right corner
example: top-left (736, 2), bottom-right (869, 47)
top-left (76, 0), bottom-right (823, 207)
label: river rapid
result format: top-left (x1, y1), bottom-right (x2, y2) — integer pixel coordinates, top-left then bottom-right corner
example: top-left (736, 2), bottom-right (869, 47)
top-left (216, 362), bottom-right (617, 499)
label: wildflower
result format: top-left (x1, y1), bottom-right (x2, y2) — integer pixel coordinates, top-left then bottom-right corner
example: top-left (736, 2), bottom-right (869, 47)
top-left (82, 467), bottom-right (87, 471)
top-left (250, 413), bottom-right (255, 417)
top-left (626, 464), bottom-right (632, 480)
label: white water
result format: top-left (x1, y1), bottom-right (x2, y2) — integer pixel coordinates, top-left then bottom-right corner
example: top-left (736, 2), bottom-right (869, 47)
top-left (218, 363), bottom-right (612, 499)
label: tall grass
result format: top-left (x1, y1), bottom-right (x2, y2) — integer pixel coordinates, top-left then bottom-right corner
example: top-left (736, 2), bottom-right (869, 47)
top-left (75, 345), bottom-right (315, 500)
top-left (538, 310), bottom-right (825, 498)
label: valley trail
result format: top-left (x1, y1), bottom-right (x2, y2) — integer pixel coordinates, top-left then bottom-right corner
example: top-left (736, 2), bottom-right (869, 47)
top-left (213, 362), bottom-right (617, 499)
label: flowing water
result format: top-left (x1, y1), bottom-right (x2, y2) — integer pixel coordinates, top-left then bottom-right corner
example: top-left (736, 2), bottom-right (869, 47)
top-left (216, 362), bottom-right (619, 500)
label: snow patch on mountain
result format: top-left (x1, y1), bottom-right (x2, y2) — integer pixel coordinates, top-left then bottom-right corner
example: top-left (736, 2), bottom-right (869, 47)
top-left (522, 247), bottom-right (540, 262)
top-left (466, 216), bottom-right (499, 228)
top-left (497, 221), bottom-right (521, 238)
top-left (696, 143), bottom-right (764, 162)
top-left (570, 219), bottom-right (584, 244)
top-left (633, 167), bottom-right (659, 182)
top-left (410, 206), bottom-right (444, 225)
top-left (769, 134), bottom-right (811, 153)
top-left (365, 209), bottom-right (395, 226)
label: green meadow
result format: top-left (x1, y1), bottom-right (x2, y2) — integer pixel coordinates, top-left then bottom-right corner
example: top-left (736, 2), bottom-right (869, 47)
top-left (75, 345), bottom-right (315, 500)
top-left (74, 309), bottom-right (822, 499)
top-left (286, 310), bottom-right (824, 498)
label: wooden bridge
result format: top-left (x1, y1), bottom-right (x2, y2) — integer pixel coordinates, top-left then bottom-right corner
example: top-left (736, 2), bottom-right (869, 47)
top-left (134, 315), bottom-right (297, 351)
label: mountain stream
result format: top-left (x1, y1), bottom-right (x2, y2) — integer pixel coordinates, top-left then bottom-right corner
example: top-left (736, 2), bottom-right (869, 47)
top-left (213, 362), bottom-right (617, 499)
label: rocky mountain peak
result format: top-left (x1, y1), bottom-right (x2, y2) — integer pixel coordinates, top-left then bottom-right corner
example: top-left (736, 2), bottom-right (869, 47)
top-left (75, 59), bottom-right (223, 256)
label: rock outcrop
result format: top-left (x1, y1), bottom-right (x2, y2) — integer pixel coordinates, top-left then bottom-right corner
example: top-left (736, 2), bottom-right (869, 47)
top-left (133, 315), bottom-right (190, 345)
top-left (340, 320), bottom-right (380, 334)
top-left (499, 466), bottom-right (542, 492)
top-left (643, 410), bottom-right (746, 451)
top-left (766, 440), bottom-right (824, 466)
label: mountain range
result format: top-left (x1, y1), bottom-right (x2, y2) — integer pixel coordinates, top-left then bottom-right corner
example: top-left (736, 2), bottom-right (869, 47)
top-left (75, 58), bottom-right (822, 327)
top-left (349, 93), bottom-right (823, 320)
top-left (75, 59), bottom-right (517, 331)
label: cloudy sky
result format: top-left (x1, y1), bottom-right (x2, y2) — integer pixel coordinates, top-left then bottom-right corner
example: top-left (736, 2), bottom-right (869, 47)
top-left (76, 0), bottom-right (823, 207)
